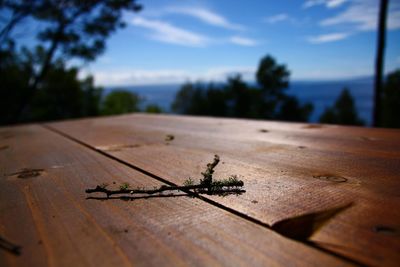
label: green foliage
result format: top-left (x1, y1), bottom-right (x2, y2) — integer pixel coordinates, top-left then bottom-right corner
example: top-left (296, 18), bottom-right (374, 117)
top-left (0, 45), bottom-right (102, 124)
top-left (171, 55), bottom-right (313, 122)
top-left (0, 0), bottom-right (142, 124)
top-left (171, 82), bottom-right (227, 116)
top-left (119, 182), bottom-right (130, 190)
top-left (225, 75), bottom-right (262, 118)
top-left (30, 61), bottom-right (102, 121)
top-left (256, 55), bottom-right (290, 96)
top-left (145, 104), bottom-right (162, 114)
top-left (381, 69), bottom-right (400, 128)
top-left (0, 44), bottom-right (33, 124)
top-left (183, 177), bottom-right (194, 186)
top-left (1, 0), bottom-right (142, 60)
top-left (211, 175), bottom-right (243, 190)
top-left (319, 88), bottom-right (364, 126)
top-left (101, 90), bottom-right (140, 115)
top-left (276, 96), bottom-right (314, 122)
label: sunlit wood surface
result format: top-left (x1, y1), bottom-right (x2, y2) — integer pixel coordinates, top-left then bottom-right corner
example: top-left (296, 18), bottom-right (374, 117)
top-left (1, 114), bottom-right (399, 267)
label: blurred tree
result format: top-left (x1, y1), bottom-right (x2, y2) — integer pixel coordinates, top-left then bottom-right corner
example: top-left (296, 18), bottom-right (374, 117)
top-left (203, 83), bottom-right (227, 116)
top-left (171, 82), bottom-right (194, 114)
top-left (255, 55), bottom-right (312, 120)
top-left (172, 82), bottom-right (206, 115)
top-left (101, 90), bottom-right (140, 115)
top-left (145, 104), bottom-right (162, 114)
top-left (0, 43), bottom-right (33, 124)
top-left (0, 0), bottom-right (142, 123)
top-left (172, 55), bottom-right (313, 122)
top-left (319, 88), bottom-right (364, 126)
top-left (276, 96), bottom-right (314, 122)
top-left (172, 82), bottom-right (228, 116)
top-left (255, 56), bottom-right (286, 118)
top-left (0, 45), bottom-right (102, 124)
top-left (31, 63), bottom-right (102, 121)
top-left (0, 1), bottom-right (36, 45)
top-left (381, 69), bottom-right (400, 128)
top-left (256, 55), bottom-right (289, 97)
top-left (225, 75), bottom-right (253, 118)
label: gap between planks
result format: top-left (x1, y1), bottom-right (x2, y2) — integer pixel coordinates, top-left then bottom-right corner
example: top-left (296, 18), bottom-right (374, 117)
top-left (41, 124), bottom-right (366, 267)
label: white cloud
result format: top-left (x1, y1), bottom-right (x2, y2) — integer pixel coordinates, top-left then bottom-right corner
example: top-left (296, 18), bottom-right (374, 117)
top-left (88, 69), bottom-right (188, 86)
top-left (303, 0), bottom-right (324, 9)
top-left (293, 67), bottom-right (372, 80)
top-left (83, 67), bottom-right (256, 86)
top-left (307, 32), bottom-right (350, 43)
top-left (320, 0), bottom-right (400, 31)
top-left (264, 13), bottom-right (289, 24)
top-left (327, 0), bottom-right (349, 8)
top-left (131, 17), bottom-right (209, 47)
top-left (166, 7), bottom-right (244, 31)
top-left (229, 36), bottom-right (258, 46)
top-left (303, 0), bottom-right (349, 9)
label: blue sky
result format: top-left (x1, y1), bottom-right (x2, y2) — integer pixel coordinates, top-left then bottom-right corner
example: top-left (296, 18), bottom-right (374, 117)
top-left (80, 0), bottom-right (400, 86)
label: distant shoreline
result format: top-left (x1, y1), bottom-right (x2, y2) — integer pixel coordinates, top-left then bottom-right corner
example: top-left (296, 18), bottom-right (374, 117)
top-left (104, 77), bottom-right (373, 125)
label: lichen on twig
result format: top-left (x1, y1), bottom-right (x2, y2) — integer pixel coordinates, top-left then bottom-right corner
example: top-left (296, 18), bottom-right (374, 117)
top-left (85, 155), bottom-right (245, 198)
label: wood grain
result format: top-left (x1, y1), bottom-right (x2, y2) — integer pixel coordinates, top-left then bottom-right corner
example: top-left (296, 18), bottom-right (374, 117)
top-left (0, 125), bottom-right (352, 267)
top-left (49, 114), bottom-right (400, 266)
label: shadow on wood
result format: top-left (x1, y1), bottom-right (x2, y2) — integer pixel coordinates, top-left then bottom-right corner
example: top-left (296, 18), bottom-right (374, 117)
top-left (271, 203), bottom-right (353, 241)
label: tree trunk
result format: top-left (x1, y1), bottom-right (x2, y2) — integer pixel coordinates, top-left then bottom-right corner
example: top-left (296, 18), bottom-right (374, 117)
top-left (373, 0), bottom-right (389, 127)
top-left (10, 23), bottom-right (64, 124)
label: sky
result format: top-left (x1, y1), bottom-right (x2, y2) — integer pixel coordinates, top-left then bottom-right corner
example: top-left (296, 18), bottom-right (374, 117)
top-left (80, 0), bottom-right (400, 86)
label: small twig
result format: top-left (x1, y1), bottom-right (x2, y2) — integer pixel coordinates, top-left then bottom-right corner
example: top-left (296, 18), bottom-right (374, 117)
top-left (85, 180), bottom-right (244, 197)
top-left (85, 155), bottom-right (245, 198)
top-left (200, 154), bottom-right (220, 192)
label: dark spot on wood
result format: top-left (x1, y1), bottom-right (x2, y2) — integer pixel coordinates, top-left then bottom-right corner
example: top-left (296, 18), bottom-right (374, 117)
top-left (0, 132), bottom-right (14, 140)
top-left (251, 200), bottom-right (258, 204)
top-left (165, 134), bottom-right (175, 142)
top-left (373, 225), bottom-right (397, 235)
top-left (0, 145), bottom-right (9, 151)
top-left (313, 174), bottom-right (347, 183)
top-left (9, 168), bottom-right (44, 179)
top-left (113, 181), bottom-right (116, 184)
top-left (359, 136), bottom-right (378, 142)
top-left (109, 226), bottom-right (131, 235)
top-left (259, 129), bottom-right (269, 133)
top-left (303, 124), bottom-right (324, 129)
top-left (102, 144), bottom-right (141, 152)
top-left (37, 240), bottom-right (43, 245)
top-left (298, 146), bottom-right (306, 149)
top-left (0, 236), bottom-right (21, 256)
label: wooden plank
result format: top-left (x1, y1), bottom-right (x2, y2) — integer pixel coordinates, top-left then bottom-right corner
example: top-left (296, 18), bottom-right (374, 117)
top-left (49, 114), bottom-right (400, 267)
top-left (0, 125), bottom-right (351, 267)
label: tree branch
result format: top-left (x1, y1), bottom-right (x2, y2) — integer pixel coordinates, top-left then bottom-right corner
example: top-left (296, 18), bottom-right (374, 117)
top-left (85, 155), bottom-right (245, 198)
top-left (85, 180), bottom-right (244, 198)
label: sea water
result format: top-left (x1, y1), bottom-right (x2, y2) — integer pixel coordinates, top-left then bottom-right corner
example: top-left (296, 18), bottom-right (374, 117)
top-left (104, 77), bottom-right (373, 125)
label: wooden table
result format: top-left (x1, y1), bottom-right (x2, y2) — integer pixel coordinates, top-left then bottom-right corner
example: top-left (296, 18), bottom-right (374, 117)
top-left (1, 114), bottom-right (399, 267)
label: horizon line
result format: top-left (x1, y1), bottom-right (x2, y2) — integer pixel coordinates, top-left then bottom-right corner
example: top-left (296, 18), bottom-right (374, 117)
top-left (97, 75), bottom-right (374, 88)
